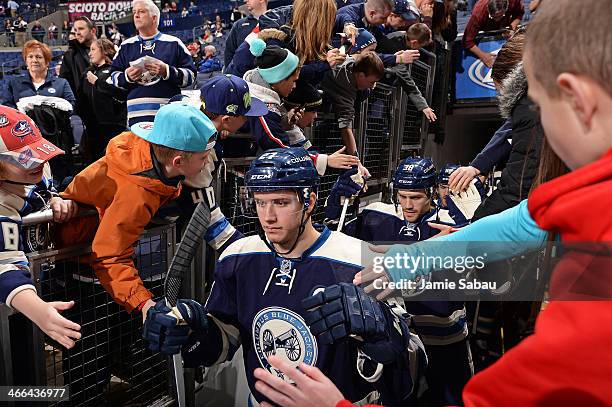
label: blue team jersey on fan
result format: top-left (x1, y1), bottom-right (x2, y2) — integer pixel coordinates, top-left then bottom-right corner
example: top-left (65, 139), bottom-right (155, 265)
top-left (344, 202), bottom-right (468, 346)
top-left (110, 32), bottom-right (196, 125)
top-left (0, 164), bottom-right (55, 305)
top-left (197, 227), bottom-right (396, 404)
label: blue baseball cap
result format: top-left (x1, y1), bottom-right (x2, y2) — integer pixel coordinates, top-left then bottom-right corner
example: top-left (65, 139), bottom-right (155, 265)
top-left (350, 28), bottom-right (377, 54)
top-left (130, 104), bottom-right (217, 152)
top-left (394, 0), bottom-right (420, 23)
top-left (200, 74), bottom-right (268, 117)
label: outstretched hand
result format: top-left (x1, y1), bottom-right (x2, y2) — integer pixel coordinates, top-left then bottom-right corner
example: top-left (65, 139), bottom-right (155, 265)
top-left (254, 355), bottom-right (345, 407)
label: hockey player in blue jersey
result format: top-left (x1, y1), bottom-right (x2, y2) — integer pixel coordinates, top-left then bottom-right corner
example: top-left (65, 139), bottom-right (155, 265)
top-left (436, 163), bottom-right (460, 224)
top-left (325, 157), bottom-right (473, 407)
top-left (437, 163), bottom-right (487, 227)
top-left (326, 157), bottom-right (450, 241)
top-left (143, 147), bottom-right (426, 406)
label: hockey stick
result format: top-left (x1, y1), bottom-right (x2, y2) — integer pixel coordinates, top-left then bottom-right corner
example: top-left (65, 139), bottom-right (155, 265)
top-left (164, 202), bottom-right (211, 407)
top-left (337, 198), bottom-right (350, 232)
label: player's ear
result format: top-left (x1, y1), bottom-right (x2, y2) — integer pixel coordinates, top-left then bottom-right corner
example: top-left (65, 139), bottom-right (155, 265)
top-left (557, 72), bottom-right (596, 130)
top-left (305, 192), bottom-right (317, 216)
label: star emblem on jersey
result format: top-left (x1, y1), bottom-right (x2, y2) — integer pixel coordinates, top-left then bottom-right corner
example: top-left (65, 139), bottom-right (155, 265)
top-left (11, 120), bottom-right (33, 141)
top-left (0, 114), bottom-right (9, 127)
top-left (252, 307), bottom-right (318, 383)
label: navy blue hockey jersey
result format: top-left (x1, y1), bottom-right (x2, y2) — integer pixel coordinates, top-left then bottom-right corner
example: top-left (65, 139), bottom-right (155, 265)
top-left (183, 227), bottom-right (424, 405)
top-left (110, 32), bottom-right (196, 125)
top-left (344, 202), bottom-right (468, 346)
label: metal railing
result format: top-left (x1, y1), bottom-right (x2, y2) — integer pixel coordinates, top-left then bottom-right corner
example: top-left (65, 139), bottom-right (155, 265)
top-left (0, 214), bottom-right (184, 406)
top-left (0, 49), bottom-right (436, 405)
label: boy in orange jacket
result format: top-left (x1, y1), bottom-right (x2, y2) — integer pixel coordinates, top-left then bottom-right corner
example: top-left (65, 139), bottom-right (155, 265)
top-left (61, 103), bottom-right (217, 318)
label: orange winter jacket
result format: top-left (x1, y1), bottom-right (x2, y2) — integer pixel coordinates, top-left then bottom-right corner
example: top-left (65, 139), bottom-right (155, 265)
top-left (61, 132), bottom-right (182, 312)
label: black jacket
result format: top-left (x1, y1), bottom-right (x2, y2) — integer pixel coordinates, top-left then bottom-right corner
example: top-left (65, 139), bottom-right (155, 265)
top-left (60, 39), bottom-right (90, 110)
top-left (224, 14), bottom-right (258, 67)
top-left (81, 63), bottom-right (127, 128)
top-left (473, 63), bottom-right (543, 220)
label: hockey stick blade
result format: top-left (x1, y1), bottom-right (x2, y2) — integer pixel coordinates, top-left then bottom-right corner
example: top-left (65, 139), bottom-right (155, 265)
top-left (164, 202), bottom-right (211, 307)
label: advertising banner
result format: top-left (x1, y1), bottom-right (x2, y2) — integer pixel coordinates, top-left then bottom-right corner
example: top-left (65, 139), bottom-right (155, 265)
top-left (68, 1), bottom-right (132, 23)
top-left (454, 36), bottom-right (507, 102)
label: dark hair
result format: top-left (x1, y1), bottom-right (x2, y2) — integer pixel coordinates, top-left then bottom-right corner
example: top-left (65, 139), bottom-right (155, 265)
top-left (491, 31), bottom-right (525, 85)
top-left (432, 0), bottom-right (455, 34)
top-left (74, 16), bottom-right (95, 30)
top-left (353, 51), bottom-right (385, 78)
top-left (90, 38), bottom-right (116, 67)
top-left (488, 0), bottom-right (509, 16)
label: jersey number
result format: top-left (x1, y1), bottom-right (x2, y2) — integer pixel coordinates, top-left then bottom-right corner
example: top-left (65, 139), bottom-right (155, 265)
top-left (1, 222), bottom-right (19, 251)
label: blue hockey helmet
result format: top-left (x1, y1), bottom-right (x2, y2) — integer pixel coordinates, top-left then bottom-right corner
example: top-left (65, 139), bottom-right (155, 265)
top-left (393, 157), bottom-right (437, 191)
top-left (243, 147), bottom-right (320, 216)
top-left (246, 148), bottom-right (319, 191)
top-left (244, 147), bottom-right (320, 255)
top-left (437, 163), bottom-right (460, 185)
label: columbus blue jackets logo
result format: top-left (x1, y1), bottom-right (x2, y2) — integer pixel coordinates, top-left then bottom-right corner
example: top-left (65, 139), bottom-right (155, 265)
top-left (0, 114), bottom-right (9, 128)
top-left (11, 120), bottom-right (34, 141)
top-left (467, 49), bottom-right (499, 90)
top-left (18, 148), bottom-right (33, 166)
top-left (252, 307), bottom-right (318, 383)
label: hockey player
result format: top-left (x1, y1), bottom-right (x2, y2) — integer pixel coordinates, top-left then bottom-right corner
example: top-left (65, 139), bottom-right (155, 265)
top-left (143, 147), bottom-right (426, 406)
top-left (326, 157), bottom-right (448, 240)
top-left (325, 157), bottom-right (473, 406)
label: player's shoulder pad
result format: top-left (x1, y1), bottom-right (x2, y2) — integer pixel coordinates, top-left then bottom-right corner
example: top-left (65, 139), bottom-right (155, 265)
top-left (311, 231), bottom-right (365, 268)
top-left (218, 235), bottom-right (270, 261)
top-left (361, 201), bottom-right (402, 220)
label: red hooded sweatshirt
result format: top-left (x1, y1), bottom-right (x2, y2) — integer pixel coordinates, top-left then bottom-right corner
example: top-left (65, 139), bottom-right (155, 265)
top-left (336, 149), bottom-right (612, 407)
top-left (462, 148), bottom-right (612, 407)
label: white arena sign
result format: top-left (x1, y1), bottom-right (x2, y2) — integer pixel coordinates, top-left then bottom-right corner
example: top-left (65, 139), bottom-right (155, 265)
top-left (68, 1), bottom-right (132, 22)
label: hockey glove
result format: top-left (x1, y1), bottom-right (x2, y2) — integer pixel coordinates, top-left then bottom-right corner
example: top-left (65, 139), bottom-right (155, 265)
top-left (359, 302), bottom-right (415, 365)
top-left (302, 283), bottom-right (387, 346)
top-left (447, 178), bottom-right (486, 225)
top-left (324, 168), bottom-right (364, 220)
top-left (142, 299), bottom-right (208, 355)
top-left (143, 301), bottom-right (190, 355)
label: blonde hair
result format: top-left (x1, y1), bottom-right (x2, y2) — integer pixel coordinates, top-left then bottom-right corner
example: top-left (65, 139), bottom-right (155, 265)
top-left (289, 0), bottom-right (336, 62)
top-left (151, 143), bottom-right (192, 165)
top-left (526, 0), bottom-right (612, 98)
